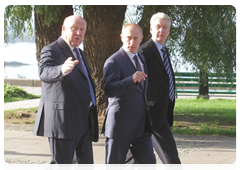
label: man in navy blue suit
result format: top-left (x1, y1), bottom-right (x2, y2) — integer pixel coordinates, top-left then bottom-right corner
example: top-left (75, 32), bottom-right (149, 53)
top-left (33, 15), bottom-right (98, 164)
top-left (101, 23), bottom-right (156, 164)
top-left (126, 12), bottom-right (181, 164)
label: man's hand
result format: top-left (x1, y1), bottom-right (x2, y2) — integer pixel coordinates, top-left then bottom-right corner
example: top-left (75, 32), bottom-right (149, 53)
top-left (62, 57), bottom-right (79, 74)
top-left (133, 71), bottom-right (147, 83)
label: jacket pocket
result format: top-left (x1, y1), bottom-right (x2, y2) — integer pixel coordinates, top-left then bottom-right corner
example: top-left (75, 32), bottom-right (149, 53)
top-left (52, 103), bottom-right (72, 110)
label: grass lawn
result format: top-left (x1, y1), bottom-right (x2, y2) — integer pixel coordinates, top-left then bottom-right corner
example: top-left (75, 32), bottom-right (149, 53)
top-left (172, 98), bottom-right (236, 137)
top-left (4, 98), bottom-right (236, 137)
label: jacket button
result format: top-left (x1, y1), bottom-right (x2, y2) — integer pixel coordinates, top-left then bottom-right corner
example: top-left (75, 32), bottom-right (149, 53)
top-left (166, 87), bottom-right (169, 89)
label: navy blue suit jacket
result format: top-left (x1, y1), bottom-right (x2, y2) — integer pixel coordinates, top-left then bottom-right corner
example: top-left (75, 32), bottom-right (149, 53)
top-left (33, 37), bottom-right (97, 140)
top-left (101, 47), bottom-right (151, 140)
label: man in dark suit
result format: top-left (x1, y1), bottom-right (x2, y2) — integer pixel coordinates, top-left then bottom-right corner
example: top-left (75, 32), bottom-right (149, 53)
top-left (33, 15), bottom-right (98, 164)
top-left (101, 23), bottom-right (156, 164)
top-left (138, 12), bottom-right (181, 164)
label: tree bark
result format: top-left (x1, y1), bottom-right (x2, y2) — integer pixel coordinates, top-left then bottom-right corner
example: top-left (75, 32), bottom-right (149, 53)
top-left (34, 5), bottom-right (73, 64)
top-left (83, 5), bottom-right (127, 116)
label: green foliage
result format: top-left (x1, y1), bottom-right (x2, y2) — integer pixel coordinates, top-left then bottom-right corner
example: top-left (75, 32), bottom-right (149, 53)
top-left (167, 5), bottom-right (236, 75)
top-left (4, 83), bottom-right (28, 98)
top-left (5, 5), bottom-right (236, 82)
top-left (4, 5), bottom-right (65, 44)
top-left (4, 5), bottom-right (33, 44)
top-left (129, 5), bottom-right (236, 77)
top-left (4, 83), bottom-right (40, 103)
top-left (34, 5), bottom-right (64, 27)
top-left (135, 5), bottom-right (167, 29)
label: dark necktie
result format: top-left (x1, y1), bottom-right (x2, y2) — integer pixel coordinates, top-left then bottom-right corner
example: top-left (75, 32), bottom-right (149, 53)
top-left (133, 55), bottom-right (144, 89)
top-left (74, 48), bottom-right (96, 106)
top-left (161, 47), bottom-right (175, 101)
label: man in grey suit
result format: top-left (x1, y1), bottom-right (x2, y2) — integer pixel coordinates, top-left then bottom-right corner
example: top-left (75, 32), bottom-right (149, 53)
top-left (101, 23), bottom-right (156, 164)
top-left (126, 12), bottom-right (181, 164)
top-left (33, 15), bottom-right (98, 164)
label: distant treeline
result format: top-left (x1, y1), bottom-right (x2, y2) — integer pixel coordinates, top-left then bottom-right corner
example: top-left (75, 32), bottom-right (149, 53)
top-left (4, 61), bottom-right (29, 67)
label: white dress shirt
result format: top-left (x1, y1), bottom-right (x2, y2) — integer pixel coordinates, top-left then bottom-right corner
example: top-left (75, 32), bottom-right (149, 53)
top-left (152, 37), bottom-right (165, 62)
top-left (122, 46), bottom-right (145, 73)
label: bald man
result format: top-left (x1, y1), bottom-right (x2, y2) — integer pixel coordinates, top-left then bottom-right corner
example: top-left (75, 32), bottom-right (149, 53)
top-left (33, 15), bottom-right (98, 164)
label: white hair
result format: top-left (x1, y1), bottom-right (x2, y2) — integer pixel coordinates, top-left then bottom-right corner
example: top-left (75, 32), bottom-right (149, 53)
top-left (150, 12), bottom-right (171, 27)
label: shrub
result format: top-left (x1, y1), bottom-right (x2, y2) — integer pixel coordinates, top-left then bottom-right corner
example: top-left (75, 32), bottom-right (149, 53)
top-left (4, 83), bottom-right (40, 103)
top-left (4, 83), bottom-right (27, 98)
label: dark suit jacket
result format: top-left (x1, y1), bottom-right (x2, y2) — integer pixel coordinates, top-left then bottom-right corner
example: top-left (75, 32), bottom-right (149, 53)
top-left (101, 47), bottom-right (151, 139)
top-left (138, 39), bottom-right (175, 129)
top-left (33, 37), bottom-right (98, 140)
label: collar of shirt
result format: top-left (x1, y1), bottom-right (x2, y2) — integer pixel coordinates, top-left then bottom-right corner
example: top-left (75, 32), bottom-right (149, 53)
top-left (122, 46), bottom-right (144, 72)
top-left (152, 37), bottom-right (165, 61)
top-left (61, 35), bottom-right (80, 60)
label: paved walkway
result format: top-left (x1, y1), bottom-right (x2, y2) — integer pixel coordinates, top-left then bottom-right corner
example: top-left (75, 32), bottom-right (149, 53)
top-left (4, 125), bottom-right (238, 170)
top-left (3, 86), bottom-right (237, 167)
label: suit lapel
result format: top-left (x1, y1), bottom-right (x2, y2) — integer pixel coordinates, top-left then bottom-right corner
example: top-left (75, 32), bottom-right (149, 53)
top-left (120, 48), bottom-right (136, 75)
top-left (57, 37), bottom-right (73, 61)
top-left (120, 47), bottom-right (147, 90)
top-left (149, 39), bottom-right (167, 73)
top-left (57, 37), bottom-right (87, 78)
top-left (149, 39), bottom-right (175, 83)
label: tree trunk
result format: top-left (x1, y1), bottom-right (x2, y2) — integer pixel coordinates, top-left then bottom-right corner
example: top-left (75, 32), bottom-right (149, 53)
top-left (138, 5), bottom-right (164, 44)
top-left (83, 5), bottom-right (127, 116)
top-left (34, 5), bottom-right (73, 64)
top-left (198, 71), bottom-right (209, 99)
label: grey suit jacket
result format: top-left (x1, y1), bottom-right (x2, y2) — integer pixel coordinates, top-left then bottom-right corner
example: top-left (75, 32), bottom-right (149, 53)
top-left (33, 37), bottom-right (97, 139)
top-left (101, 47), bottom-right (151, 140)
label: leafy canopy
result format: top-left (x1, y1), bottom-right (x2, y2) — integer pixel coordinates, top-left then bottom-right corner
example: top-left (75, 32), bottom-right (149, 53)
top-left (4, 5), bottom-right (236, 78)
top-left (4, 5), bottom-right (64, 44)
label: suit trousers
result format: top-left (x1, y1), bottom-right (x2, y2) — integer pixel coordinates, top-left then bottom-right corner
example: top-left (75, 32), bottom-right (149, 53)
top-left (105, 132), bottom-right (156, 164)
top-left (48, 127), bottom-right (93, 164)
top-left (124, 119), bottom-right (183, 170)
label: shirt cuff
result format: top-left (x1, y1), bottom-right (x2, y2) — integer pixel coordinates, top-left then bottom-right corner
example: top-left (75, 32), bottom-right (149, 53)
top-left (61, 65), bottom-right (72, 77)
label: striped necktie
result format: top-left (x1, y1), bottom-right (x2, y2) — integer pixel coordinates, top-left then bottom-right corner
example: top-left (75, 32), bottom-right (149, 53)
top-left (74, 48), bottom-right (96, 106)
top-left (161, 47), bottom-right (175, 101)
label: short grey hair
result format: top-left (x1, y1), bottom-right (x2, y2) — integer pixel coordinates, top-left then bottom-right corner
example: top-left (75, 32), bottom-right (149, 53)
top-left (150, 12), bottom-right (171, 27)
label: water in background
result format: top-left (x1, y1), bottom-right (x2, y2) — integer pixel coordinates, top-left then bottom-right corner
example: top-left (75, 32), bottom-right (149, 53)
top-left (4, 42), bottom-right (39, 79)
top-left (4, 42), bottom-right (87, 79)
top-left (4, 42), bottom-right (192, 80)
